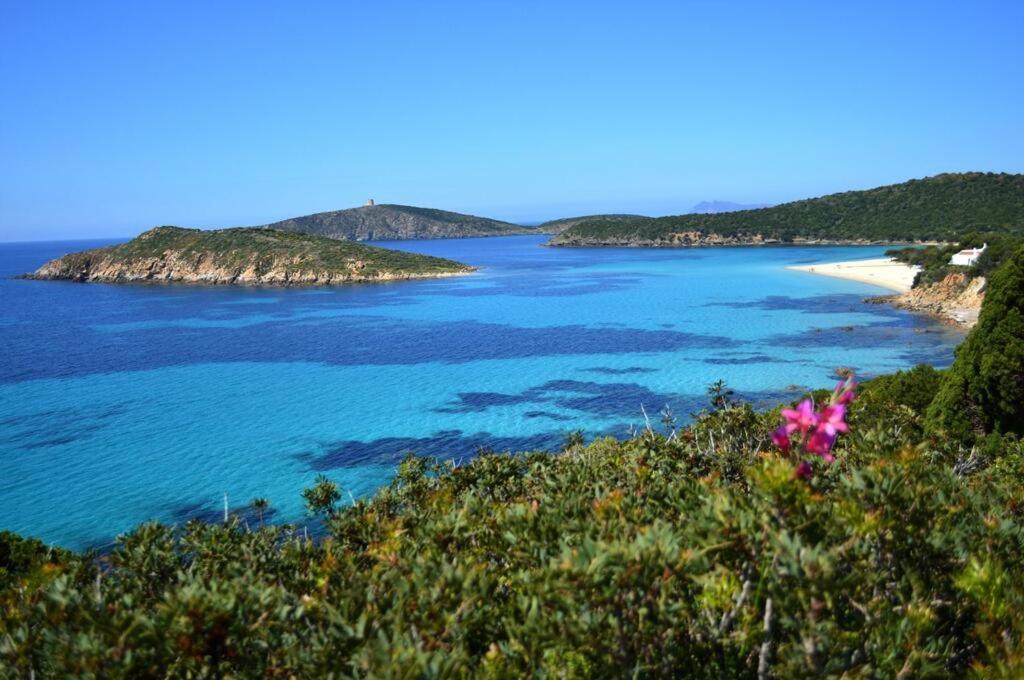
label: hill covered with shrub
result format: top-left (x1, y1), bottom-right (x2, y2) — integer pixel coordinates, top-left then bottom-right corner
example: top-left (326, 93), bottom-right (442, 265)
top-left (24, 226), bottom-right (473, 286)
top-left (262, 204), bottom-right (535, 241)
top-left (550, 172), bottom-right (1024, 246)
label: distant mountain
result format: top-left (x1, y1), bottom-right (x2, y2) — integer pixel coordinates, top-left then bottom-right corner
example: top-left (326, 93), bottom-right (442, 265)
top-left (691, 201), bottom-right (770, 214)
top-left (260, 204), bottom-right (534, 241)
top-left (24, 227), bottom-right (472, 286)
top-left (536, 214), bottom-right (650, 234)
top-left (550, 173), bottom-right (1024, 247)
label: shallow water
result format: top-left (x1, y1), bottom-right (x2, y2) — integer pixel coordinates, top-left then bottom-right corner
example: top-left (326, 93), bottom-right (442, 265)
top-left (0, 235), bottom-right (963, 548)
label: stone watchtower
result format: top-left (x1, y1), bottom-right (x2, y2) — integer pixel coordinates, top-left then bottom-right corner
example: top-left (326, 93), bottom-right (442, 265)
top-left (366, 199), bottom-right (375, 206)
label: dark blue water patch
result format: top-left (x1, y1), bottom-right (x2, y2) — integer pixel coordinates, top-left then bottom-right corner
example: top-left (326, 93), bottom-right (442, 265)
top-left (709, 294), bottom-right (898, 317)
top-left (0, 316), bottom-right (740, 383)
top-left (704, 354), bottom-right (795, 365)
top-left (765, 317), bottom-right (955, 351)
top-left (169, 501), bottom-right (281, 527)
top-left (542, 380), bottom-right (687, 418)
top-left (301, 430), bottom-right (570, 471)
top-left (523, 411), bottom-right (575, 421)
top-left (580, 366), bottom-right (659, 375)
top-left (434, 391), bottom-right (534, 413)
top-left (436, 379), bottom-right (702, 420)
top-left (0, 403), bottom-right (130, 450)
top-left (16, 435), bottom-right (80, 450)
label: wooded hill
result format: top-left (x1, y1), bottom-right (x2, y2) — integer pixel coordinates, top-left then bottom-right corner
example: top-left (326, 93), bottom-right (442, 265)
top-left (550, 172), bottom-right (1024, 246)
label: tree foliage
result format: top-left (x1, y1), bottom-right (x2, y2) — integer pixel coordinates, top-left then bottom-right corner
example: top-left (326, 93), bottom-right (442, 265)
top-left (927, 246), bottom-right (1024, 438)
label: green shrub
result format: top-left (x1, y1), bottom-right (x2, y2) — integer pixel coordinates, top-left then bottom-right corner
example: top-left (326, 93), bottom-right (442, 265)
top-left (0, 531), bottom-right (75, 590)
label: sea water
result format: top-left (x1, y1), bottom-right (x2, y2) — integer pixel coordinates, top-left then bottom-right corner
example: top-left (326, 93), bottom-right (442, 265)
top-left (0, 235), bottom-right (963, 549)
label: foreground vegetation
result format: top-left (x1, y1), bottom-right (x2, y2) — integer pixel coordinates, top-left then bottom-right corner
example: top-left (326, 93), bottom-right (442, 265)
top-left (550, 172), bottom-right (1024, 246)
top-left (3, 249), bottom-right (1023, 677)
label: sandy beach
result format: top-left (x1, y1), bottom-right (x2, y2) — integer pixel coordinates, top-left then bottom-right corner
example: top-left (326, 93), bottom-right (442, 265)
top-left (786, 258), bottom-right (920, 293)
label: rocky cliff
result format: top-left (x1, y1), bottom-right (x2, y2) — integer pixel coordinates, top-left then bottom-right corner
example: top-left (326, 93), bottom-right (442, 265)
top-left (262, 204), bottom-right (534, 241)
top-left (24, 227), bottom-right (474, 287)
top-left (869, 272), bottom-right (986, 328)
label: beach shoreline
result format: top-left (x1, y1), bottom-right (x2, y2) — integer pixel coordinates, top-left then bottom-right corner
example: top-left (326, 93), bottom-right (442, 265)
top-left (785, 257), bottom-right (919, 293)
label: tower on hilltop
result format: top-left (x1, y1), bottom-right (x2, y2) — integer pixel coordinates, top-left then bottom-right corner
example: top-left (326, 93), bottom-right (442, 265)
top-left (366, 199), bottom-right (375, 206)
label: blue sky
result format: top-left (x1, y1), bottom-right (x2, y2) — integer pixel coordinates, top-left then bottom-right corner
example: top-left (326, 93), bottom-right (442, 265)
top-left (1, 1), bottom-right (1022, 241)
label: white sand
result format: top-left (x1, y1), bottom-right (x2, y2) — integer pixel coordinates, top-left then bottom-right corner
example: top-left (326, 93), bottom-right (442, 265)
top-left (786, 258), bottom-right (920, 293)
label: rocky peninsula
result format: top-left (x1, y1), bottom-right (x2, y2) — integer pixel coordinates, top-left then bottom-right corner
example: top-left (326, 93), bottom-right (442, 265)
top-left (23, 226), bottom-right (474, 286)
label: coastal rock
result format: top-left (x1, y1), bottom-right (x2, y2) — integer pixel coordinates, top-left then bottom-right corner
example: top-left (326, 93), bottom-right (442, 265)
top-left (870, 272), bottom-right (985, 328)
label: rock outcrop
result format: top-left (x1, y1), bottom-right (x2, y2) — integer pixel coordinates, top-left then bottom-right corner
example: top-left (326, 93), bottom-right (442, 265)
top-left (869, 272), bottom-right (985, 328)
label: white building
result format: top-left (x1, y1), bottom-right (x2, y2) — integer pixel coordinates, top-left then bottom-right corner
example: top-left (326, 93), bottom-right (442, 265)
top-left (949, 243), bottom-right (987, 267)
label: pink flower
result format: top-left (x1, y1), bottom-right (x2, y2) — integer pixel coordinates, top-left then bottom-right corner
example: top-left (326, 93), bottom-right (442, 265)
top-left (818, 404), bottom-right (848, 437)
top-left (771, 426), bottom-right (791, 452)
top-left (835, 380), bottom-right (857, 405)
top-left (807, 430), bottom-right (836, 462)
top-left (781, 399), bottom-right (818, 435)
top-left (773, 374), bottom-right (855, 480)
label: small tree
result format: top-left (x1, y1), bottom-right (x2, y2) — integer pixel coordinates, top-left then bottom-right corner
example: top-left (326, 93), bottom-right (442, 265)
top-left (249, 497), bottom-right (269, 528)
top-left (564, 430), bottom-right (585, 451)
top-left (706, 379), bottom-right (735, 412)
top-left (927, 245), bottom-right (1024, 439)
top-left (302, 475), bottom-right (341, 519)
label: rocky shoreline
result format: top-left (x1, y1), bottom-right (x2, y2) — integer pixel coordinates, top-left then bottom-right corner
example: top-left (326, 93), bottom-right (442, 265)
top-left (866, 272), bottom-right (985, 328)
top-left (22, 254), bottom-right (474, 286)
top-left (550, 232), bottom-right (931, 248)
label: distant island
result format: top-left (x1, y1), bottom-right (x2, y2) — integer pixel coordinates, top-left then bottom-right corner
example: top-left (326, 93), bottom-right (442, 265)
top-left (23, 226), bottom-right (473, 286)
top-left (550, 172), bottom-right (1024, 247)
top-left (691, 200), bottom-right (771, 214)
top-left (260, 202), bottom-right (535, 241)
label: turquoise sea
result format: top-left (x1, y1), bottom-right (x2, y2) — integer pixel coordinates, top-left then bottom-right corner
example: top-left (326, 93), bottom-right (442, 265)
top-left (0, 235), bottom-right (964, 549)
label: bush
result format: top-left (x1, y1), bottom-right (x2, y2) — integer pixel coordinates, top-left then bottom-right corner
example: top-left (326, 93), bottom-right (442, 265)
top-left (851, 364), bottom-right (942, 438)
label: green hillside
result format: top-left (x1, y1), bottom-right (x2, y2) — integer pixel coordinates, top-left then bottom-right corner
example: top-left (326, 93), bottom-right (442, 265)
top-left (551, 172), bottom-right (1024, 246)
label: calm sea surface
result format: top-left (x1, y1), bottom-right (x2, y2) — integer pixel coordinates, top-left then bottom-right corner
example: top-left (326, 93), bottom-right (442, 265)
top-left (0, 235), bottom-right (963, 548)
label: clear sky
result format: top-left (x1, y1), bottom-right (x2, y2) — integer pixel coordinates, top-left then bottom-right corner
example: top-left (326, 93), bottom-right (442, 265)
top-left (1, 1), bottom-right (1022, 241)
